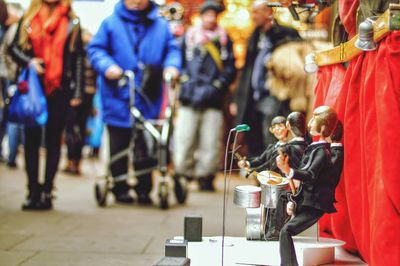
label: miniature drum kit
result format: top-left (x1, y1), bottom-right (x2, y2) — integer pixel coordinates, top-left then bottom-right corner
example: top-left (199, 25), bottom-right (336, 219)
top-left (234, 171), bottom-right (289, 240)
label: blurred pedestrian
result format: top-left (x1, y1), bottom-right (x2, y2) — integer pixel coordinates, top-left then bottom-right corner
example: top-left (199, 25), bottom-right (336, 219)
top-left (230, 0), bottom-right (300, 157)
top-left (87, 0), bottom-right (181, 205)
top-left (0, 0), bottom-right (9, 163)
top-left (63, 29), bottom-right (96, 175)
top-left (173, 0), bottom-right (236, 193)
top-left (0, 2), bottom-right (25, 168)
top-left (9, 0), bottom-right (84, 210)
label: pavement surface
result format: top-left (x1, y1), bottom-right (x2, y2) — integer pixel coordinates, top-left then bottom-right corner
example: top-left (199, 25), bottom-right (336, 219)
top-left (0, 151), bottom-right (367, 266)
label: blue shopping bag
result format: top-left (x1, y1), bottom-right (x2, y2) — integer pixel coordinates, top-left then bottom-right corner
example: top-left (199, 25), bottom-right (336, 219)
top-left (8, 65), bottom-right (48, 127)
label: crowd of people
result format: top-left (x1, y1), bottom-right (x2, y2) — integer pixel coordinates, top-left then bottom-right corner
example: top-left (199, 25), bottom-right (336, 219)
top-left (0, 0), bottom-right (345, 264)
top-left (0, 0), bottom-right (319, 213)
top-left (0, 0), bottom-right (306, 210)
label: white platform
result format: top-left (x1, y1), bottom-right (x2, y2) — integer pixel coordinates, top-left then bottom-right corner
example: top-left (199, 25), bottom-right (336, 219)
top-left (175, 236), bottom-right (345, 266)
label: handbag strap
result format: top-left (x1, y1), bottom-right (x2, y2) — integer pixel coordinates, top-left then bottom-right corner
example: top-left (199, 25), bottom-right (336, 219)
top-left (203, 41), bottom-right (224, 72)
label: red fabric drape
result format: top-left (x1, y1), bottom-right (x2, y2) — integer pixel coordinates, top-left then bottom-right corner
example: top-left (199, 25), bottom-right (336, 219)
top-left (315, 31), bottom-right (400, 265)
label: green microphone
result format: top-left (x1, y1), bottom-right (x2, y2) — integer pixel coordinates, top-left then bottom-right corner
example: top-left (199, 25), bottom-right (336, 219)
top-left (235, 124), bottom-right (251, 132)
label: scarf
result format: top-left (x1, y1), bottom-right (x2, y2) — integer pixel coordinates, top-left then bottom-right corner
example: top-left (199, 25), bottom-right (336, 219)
top-left (29, 3), bottom-right (69, 95)
top-left (185, 24), bottom-right (228, 54)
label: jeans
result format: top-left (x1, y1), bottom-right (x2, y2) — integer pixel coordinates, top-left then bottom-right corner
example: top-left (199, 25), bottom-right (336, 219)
top-left (0, 106), bottom-right (5, 159)
top-left (7, 122), bottom-right (24, 163)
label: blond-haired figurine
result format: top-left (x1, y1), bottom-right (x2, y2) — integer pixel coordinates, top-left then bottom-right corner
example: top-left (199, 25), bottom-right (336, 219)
top-left (276, 105), bottom-right (338, 266)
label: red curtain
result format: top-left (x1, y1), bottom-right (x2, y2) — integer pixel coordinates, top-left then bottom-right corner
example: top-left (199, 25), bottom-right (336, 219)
top-left (315, 31), bottom-right (400, 265)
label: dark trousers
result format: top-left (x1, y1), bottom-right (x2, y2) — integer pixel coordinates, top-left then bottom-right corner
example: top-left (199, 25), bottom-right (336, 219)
top-left (65, 93), bottom-right (94, 162)
top-left (107, 125), bottom-right (156, 196)
top-left (279, 205), bottom-right (324, 266)
top-left (24, 90), bottom-right (70, 194)
top-left (265, 191), bottom-right (290, 240)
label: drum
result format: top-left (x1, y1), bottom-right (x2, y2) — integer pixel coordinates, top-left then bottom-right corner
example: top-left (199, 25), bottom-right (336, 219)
top-left (233, 185), bottom-right (261, 208)
top-left (257, 170), bottom-right (284, 185)
top-left (257, 171), bottom-right (288, 208)
top-left (245, 207), bottom-right (264, 240)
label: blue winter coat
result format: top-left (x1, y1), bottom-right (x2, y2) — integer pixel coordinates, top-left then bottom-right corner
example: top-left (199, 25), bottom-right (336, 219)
top-left (87, 1), bottom-right (181, 128)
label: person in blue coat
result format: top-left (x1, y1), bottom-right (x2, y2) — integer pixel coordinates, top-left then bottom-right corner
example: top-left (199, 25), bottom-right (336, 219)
top-left (87, 0), bottom-right (181, 205)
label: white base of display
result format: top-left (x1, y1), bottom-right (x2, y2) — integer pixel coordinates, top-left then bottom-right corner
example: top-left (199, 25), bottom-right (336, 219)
top-left (174, 236), bottom-right (345, 266)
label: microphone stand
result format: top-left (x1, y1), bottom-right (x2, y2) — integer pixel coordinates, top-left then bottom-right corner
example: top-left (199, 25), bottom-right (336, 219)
top-left (221, 125), bottom-right (250, 266)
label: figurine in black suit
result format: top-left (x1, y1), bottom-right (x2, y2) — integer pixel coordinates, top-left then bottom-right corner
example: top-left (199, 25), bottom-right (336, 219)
top-left (265, 112), bottom-right (309, 240)
top-left (282, 112), bottom-right (308, 169)
top-left (238, 116), bottom-right (288, 174)
top-left (276, 106), bottom-right (338, 266)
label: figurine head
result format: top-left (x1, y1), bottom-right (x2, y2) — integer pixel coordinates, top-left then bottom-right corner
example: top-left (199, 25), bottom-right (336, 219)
top-left (329, 120), bottom-right (343, 143)
top-left (269, 116), bottom-right (288, 141)
top-left (286, 112), bottom-right (306, 138)
top-left (308, 106), bottom-right (338, 138)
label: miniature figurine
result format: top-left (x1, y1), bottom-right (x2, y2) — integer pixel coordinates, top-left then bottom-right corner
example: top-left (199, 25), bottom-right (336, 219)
top-left (238, 116), bottom-right (288, 174)
top-left (265, 112), bottom-right (309, 241)
top-left (276, 105), bottom-right (338, 266)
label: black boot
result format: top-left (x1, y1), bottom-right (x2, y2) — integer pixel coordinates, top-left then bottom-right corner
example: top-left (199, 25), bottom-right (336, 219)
top-left (22, 194), bottom-right (43, 210)
top-left (112, 183), bottom-right (135, 204)
top-left (173, 175), bottom-right (188, 204)
top-left (22, 185), bottom-right (44, 211)
top-left (115, 192), bottom-right (135, 204)
top-left (40, 192), bottom-right (53, 210)
top-left (198, 175), bottom-right (215, 192)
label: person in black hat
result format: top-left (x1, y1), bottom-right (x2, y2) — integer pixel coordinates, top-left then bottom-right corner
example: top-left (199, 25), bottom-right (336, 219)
top-left (199, 0), bottom-right (224, 14)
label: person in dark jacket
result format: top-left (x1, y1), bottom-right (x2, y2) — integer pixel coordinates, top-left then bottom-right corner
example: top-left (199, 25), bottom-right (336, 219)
top-left (173, 0), bottom-right (236, 192)
top-left (276, 105), bottom-right (338, 266)
top-left (230, 1), bottom-right (301, 157)
top-left (87, 0), bottom-right (181, 204)
top-left (9, 0), bottom-right (84, 210)
top-left (63, 29), bottom-right (96, 175)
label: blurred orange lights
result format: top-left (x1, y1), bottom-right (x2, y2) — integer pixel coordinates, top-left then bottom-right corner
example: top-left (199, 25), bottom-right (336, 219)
top-left (220, 0), bottom-right (254, 68)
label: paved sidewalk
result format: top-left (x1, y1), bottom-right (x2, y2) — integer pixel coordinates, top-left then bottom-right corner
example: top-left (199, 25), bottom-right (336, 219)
top-left (0, 156), bottom-right (366, 266)
top-left (0, 156), bottom-right (250, 266)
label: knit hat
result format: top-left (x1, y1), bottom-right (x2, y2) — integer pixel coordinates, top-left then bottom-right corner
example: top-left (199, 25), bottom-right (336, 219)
top-left (199, 1), bottom-right (223, 14)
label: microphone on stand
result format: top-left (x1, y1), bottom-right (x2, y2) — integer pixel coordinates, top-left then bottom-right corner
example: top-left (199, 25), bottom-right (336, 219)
top-left (222, 124), bottom-right (251, 266)
top-left (232, 124), bottom-right (251, 132)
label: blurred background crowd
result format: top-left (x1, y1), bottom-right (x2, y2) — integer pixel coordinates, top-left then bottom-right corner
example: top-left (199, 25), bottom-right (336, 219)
top-left (0, 0), bottom-right (333, 209)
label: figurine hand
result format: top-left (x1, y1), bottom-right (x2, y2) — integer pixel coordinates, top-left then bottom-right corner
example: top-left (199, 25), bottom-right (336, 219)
top-left (276, 154), bottom-right (290, 175)
top-left (238, 159), bottom-right (250, 169)
top-left (286, 201), bottom-right (294, 216)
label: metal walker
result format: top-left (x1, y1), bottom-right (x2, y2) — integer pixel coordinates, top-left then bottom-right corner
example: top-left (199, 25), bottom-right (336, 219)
top-left (94, 70), bottom-right (186, 209)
